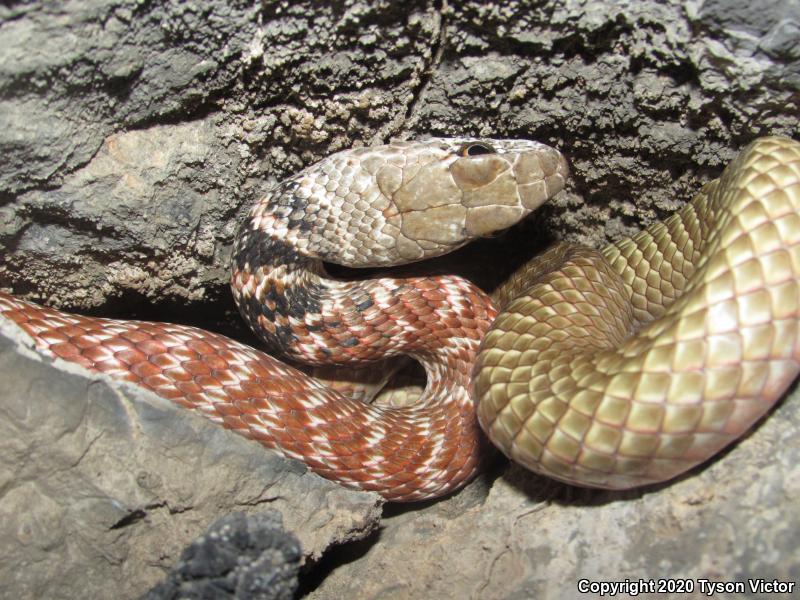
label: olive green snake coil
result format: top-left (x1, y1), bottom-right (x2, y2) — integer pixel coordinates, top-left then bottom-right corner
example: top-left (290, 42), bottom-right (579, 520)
top-left (475, 136), bottom-right (800, 489)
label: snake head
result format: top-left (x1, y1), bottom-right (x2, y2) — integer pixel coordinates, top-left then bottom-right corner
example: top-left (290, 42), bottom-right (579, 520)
top-left (382, 137), bottom-right (569, 262)
top-left (248, 138), bottom-right (568, 267)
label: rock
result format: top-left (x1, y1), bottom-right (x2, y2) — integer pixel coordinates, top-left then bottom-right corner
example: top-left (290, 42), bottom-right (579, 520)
top-left (3, 0), bottom-right (798, 311)
top-left (1, 119), bottom-right (246, 312)
top-left (0, 1), bottom-right (259, 195)
top-left (0, 320), bottom-right (382, 599)
top-left (145, 511), bottom-right (302, 600)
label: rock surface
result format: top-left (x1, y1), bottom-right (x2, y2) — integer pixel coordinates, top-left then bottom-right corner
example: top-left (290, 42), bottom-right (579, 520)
top-left (3, 0), bottom-right (797, 313)
top-left (0, 321), bottom-right (382, 600)
top-left (0, 0), bottom-right (799, 598)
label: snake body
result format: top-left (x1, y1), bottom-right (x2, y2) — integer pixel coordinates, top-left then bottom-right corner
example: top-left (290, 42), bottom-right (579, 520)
top-left (476, 136), bottom-right (800, 489)
top-left (0, 138), bottom-right (566, 501)
top-left (1, 136), bottom-right (798, 501)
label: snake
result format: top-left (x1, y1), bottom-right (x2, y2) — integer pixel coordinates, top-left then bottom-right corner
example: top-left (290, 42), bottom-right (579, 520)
top-left (1, 136), bottom-right (798, 502)
top-left (476, 135), bottom-right (800, 489)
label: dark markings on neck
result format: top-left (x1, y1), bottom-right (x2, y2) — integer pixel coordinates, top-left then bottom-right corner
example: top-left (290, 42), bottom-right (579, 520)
top-left (232, 226), bottom-right (326, 353)
top-left (270, 179), bottom-right (317, 233)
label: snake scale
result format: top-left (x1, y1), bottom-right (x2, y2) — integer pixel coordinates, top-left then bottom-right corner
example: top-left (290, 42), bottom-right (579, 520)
top-left (1, 136), bottom-right (798, 501)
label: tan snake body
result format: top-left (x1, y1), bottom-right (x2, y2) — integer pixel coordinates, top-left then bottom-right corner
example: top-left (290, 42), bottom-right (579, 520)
top-left (477, 136), bottom-right (800, 489)
top-left (1, 136), bottom-right (798, 501)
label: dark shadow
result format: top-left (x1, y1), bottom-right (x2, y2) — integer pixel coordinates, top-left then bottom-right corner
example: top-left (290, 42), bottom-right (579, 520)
top-left (85, 285), bottom-right (264, 349)
top-left (295, 525), bottom-right (384, 598)
top-left (324, 212), bottom-right (556, 295)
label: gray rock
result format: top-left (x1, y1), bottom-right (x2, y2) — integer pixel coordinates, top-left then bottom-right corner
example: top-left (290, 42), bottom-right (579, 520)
top-left (2, 118), bottom-right (245, 310)
top-left (3, 0), bottom-right (798, 311)
top-left (0, 321), bottom-right (382, 600)
top-left (145, 511), bottom-right (302, 600)
top-left (0, 0), bottom-right (259, 194)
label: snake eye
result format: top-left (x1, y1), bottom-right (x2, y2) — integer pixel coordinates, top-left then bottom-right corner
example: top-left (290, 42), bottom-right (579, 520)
top-left (460, 142), bottom-right (496, 157)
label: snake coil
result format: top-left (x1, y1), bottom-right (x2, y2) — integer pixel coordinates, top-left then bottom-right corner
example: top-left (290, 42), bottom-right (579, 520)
top-left (1, 136), bottom-right (798, 501)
